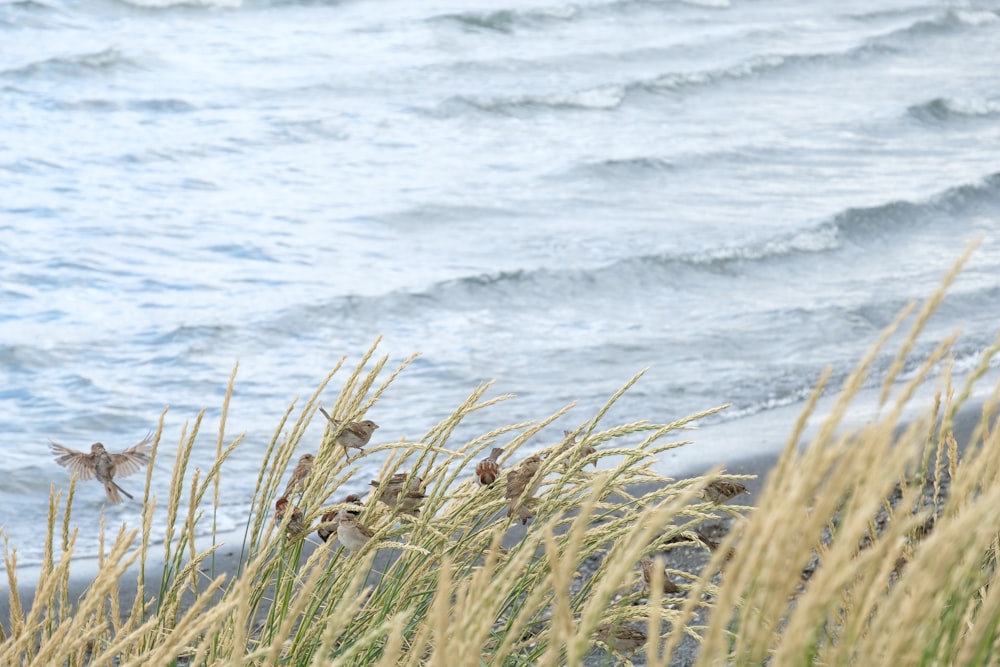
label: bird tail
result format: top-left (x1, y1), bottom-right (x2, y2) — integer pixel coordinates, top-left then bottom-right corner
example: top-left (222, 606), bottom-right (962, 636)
top-left (104, 481), bottom-right (133, 504)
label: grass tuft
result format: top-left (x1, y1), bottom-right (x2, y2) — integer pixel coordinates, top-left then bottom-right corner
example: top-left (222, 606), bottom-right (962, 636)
top-left (3, 248), bottom-right (1000, 665)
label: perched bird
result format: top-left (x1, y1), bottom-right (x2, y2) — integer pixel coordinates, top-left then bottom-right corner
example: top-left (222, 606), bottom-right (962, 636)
top-left (693, 529), bottom-right (720, 551)
top-left (661, 532), bottom-right (698, 547)
top-left (475, 447), bottom-right (504, 486)
top-left (318, 407), bottom-right (378, 459)
top-left (505, 455), bottom-right (542, 523)
top-left (701, 479), bottom-right (750, 504)
top-left (552, 430), bottom-right (597, 471)
top-left (49, 436), bottom-right (154, 504)
top-left (274, 497), bottom-right (304, 535)
top-left (317, 512), bottom-right (336, 543)
top-left (337, 513), bottom-right (374, 551)
top-left (282, 453), bottom-right (315, 497)
top-left (317, 494), bottom-right (364, 542)
top-left (594, 623), bottom-right (647, 655)
top-left (641, 555), bottom-right (680, 595)
top-left (693, 529), bottom-right (736, 561)
top-left (371, 472), bottom-right (426, 516)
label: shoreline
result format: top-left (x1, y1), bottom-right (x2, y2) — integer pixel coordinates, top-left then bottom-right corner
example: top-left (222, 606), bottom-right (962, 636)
top-left (1, 398), bottom-right (988, 647)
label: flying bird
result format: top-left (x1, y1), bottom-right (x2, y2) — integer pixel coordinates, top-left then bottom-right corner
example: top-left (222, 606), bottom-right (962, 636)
top-left (49, 435), bottom-right (154, 504)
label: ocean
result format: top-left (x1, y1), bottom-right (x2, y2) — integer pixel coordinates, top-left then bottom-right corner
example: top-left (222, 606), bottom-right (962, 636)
top-left (2, 0), bottom-right (1000, 565)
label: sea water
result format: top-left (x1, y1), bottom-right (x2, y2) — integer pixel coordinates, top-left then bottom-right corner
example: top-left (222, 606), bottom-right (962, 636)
top-left (2, 0), bottom-right (1000, 564)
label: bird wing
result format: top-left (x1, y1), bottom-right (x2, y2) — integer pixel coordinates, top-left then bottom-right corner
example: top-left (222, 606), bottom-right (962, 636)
top-left (49, 442), bottom-right (97, 480)
top-left (110, 434), bottom-right (154, 478)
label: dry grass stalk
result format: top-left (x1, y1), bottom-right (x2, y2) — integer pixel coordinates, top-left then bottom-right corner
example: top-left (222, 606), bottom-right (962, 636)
top-left (6, 251), bottom-right (1000, 665)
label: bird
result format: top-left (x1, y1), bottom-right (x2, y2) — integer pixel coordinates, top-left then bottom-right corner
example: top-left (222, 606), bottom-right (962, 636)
top-left (274, 497), bottom-right (304, 535)
top-left (641, 555), bottom-right (680, 595)
top-left (475, 447), bottom-right (504, 486)
top-left (505, 455), bottom-right (542, 523)
top-left (594, 623), bottom-right (647, 655)
top-left (49, 435), bottom-right (154, 504)
top-left (552, 430), bottom-right (597, 471)
top-left (371, 472), bottom-right (425, 516)
top-left (701, 479), bottom-right (750, 503)
top-left (282, 453), bottom-right (315, 497)
top-left (317, 494), bottom-right (363, 542)
top-left (318, 407), bottom-right (378, 458)
top-left (693, 529), bottom-right (720, 552)
top-left (693, 529), bottom-right (736, 561)
top-left (337, 513), bottom-right (374, 551)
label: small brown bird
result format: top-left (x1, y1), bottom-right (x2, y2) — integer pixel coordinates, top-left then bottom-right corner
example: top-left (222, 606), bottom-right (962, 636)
top-left (282, 453), bottom-right (315, 497)
top-left (594, 623), bottom-right (647, 655)
top-left (317, 494), bottom-right (364, 542)
top-left (274, 497), bottom-right (304, 535)
top-left (552, 430), bottom-right (597, 471)
top-left (693, 529), bottom-right (720, 551)
top-left (49, 436), bottom-right (154, 504)
top-left (371, 472), bottom-right (426, 516)
top-left (693, 529), bottom-right (736, 561)
top-left (317, 511), bottom-right (336, 543)
top-left (475, 447), bottom-right (504, 486)
top-left (337, 513), bottom-right (374, 551)
top-left (701, 479), bottom-right (750, 504)
top-left (318, 407), bottom-right (378, 458)
top-left (505, 455), bottom-right (542, 523)
top-left (641, 555), bottom-right (680, 595)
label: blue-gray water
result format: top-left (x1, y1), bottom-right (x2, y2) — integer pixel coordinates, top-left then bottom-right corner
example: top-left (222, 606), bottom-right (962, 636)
top-left (3, 0), bottom-right (1000, 565)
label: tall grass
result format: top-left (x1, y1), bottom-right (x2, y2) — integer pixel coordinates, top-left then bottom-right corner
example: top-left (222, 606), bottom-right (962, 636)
top-left (3, 250), bottom-right (1000, 665)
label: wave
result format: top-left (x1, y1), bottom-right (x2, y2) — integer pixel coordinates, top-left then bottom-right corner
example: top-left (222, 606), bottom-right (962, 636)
top-left (831, 172), bottom-right (1000, 238)
top-left (1, 47), bottom-right (138, 80)
top-left (0, 343), bottom-right (60, 372)
top-left (1, 0), bottom-right (56, 9)
top-left (146, 324), bottom-right (238, 347)
top-left (280, 172), bottom-right (1000, 333)
top-left (432, 6), bottom-right (581, 33)
top-left (0, 157), bottom-right (65, 174)
top-left (381, 203), bottom-right (528, 225)
top-left (51, 97), bottom-right (196, 113)
top-left (432, 6), bottom-right (995, 119)
top-left (414, 172), bottom-right (1000, 301)
top-left (864, 7), bottom-right (1000, 44)
top-left (111, 0), bottom-right (242, 9)
top-left (430, 0), bottom-right (737, 34)
top-left (434, 0), bottom-right (984, 40)
top-left (627, 37), bottom-right (902, 96)
top-left (443, 84), bottom-right (628, 115)
top-left (436, 41), bottom-right (894, 116)
top-left (907, 96), bottom-right (1000, 123)
top-left (0, 0), bottom-right (61, 29)
top-left (559, 157), bottom-right (676, 181)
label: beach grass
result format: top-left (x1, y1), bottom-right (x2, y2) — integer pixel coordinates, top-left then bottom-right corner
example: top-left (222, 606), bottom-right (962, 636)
top-left (3, 247), bottom-right (1000, 665)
